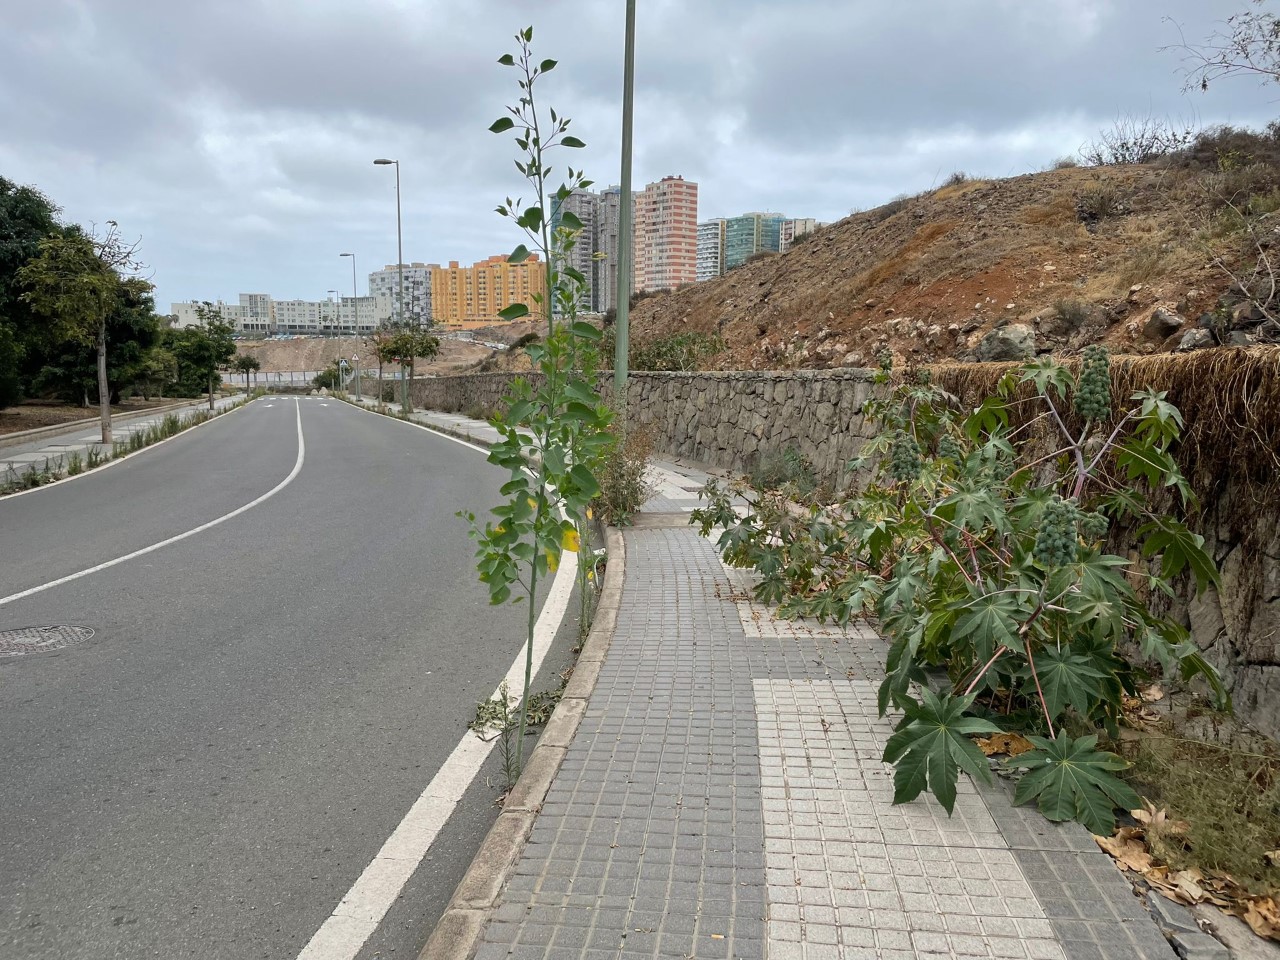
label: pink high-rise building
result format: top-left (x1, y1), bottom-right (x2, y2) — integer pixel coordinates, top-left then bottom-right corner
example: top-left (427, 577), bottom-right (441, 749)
top-left (634, 176), bottom-right (698, 292)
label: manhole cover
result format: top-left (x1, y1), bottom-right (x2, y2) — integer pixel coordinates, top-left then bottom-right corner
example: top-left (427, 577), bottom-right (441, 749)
top-left (0, 625), bottom-right (95, 657)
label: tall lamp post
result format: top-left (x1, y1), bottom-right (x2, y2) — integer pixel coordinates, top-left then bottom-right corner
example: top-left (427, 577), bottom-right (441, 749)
top-left (373, 158), bottom-right (408, 413)
top-left (339, 253), bottom-right (358, 339)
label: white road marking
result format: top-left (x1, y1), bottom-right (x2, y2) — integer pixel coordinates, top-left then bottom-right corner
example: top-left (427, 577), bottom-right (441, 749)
top-left (294, 404), bottom-right (577, 960)
top-left (0, 400), bottom-right (305, 609)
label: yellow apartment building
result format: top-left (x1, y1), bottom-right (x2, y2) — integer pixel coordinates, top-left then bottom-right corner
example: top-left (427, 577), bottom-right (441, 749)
top-left (430, 254), bottom-right (547, 326)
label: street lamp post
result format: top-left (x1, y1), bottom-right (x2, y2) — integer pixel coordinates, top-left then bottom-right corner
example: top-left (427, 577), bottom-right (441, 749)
top-left (353, 354), bottom-right (362, 401)
top-left (374, 158), bottom-right (409, 413)
top-left (339, 253), bottom-right (358, 339)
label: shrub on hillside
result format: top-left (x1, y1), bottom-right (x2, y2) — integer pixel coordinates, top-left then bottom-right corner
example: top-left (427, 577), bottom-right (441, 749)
top-left (1082, 114), bottom-right (1196, 166)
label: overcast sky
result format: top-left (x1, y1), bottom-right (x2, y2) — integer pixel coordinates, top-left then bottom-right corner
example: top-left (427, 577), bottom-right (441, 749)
top-left (2, 0), bottom-right (1275, 311)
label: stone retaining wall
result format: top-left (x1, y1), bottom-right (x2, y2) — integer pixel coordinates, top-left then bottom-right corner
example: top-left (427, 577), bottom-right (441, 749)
top-left (412, 369), bottom-right (1279, 738)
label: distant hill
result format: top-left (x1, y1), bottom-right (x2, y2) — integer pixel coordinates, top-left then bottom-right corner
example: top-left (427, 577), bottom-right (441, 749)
top-left (626, 128), bottom-right (1280, 370)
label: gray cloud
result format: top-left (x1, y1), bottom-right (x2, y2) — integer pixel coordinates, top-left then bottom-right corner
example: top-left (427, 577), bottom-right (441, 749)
top-left (1, 0), bottom-right (1274, 309)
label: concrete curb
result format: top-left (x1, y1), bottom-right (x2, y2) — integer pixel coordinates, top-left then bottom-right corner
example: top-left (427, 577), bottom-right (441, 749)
top-left (0, 397), bottom-right (206, 451)
top-left (418, 525), bottom-right (626, 960)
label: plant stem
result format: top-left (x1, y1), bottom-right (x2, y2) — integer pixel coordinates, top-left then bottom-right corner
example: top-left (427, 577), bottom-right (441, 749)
top-left (1024, 638), bottom-right (1057, 738)
top-left (963, 645), bottom-right (1009, 696)
top-left (514, 545), bottom-right (540, 776)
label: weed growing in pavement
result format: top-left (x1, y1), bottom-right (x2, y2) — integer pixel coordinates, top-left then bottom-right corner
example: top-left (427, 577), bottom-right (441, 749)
top-left (66, 451), bottom-right (84, 476)
top-left (471, 681), bottom-right (521, 789)
top-left (693, 350), bottom-right (1226, 834)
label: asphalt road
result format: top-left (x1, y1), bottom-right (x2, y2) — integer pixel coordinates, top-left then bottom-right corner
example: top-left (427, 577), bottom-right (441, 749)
top-left (0, 398), bottom-right (571, 959)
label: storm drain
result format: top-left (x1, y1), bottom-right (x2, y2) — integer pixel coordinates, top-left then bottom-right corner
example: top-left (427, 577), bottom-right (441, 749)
top-left (0, 625), bottom-right (95, 657)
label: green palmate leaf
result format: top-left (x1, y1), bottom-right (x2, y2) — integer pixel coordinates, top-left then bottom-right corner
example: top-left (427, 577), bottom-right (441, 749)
top-left (882, 689), bottom-right (1000, 813)
top-left (508, 244), bottom-right (532, 263)
top-left (498, 303), bottom-right (530, 321)
top-left (1007, 733), bottom-right (1140, 835)
top-left (1020, 357), bottom-right (1073, 400)
top-left (1136, 518), bottom-right (1220, 596)
top-left (949, 585), bottom-right (1023, 664)
top-left (1026, 645), bottom-right (1107, 720)
top-left (935, 482), bottom-right (1007, 534)
top-left (489, 116), bottom-right (516, 132)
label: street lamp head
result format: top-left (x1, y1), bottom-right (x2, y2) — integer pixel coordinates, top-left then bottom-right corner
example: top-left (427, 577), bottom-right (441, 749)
top-left (373, 158), bottom-right (396, 166)
top-left (339, 252), bottom-right (353, 258)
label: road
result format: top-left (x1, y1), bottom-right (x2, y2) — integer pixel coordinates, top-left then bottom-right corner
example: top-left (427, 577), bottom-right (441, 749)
top-left (0, 397), bottom-right (574, 959)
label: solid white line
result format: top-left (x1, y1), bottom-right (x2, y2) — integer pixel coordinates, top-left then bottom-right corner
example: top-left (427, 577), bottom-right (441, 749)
top-left (295, 403), bottom-right (578, 960)
top-left (0, 399), bottom-right (305, 609)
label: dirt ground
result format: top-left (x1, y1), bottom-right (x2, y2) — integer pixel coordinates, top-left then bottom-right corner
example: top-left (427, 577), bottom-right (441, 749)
top-left (0, 398), bottom-right (174, 437)
top-left (236, 334), bottom-right (497, 376)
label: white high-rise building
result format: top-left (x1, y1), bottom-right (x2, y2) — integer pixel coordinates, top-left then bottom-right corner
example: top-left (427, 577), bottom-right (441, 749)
top-left (779, 218), bottom-right (819, 252)
top-left (697, 219), bottom-right (726, 281)
top-left (368, 263), bottom-right (434, 326)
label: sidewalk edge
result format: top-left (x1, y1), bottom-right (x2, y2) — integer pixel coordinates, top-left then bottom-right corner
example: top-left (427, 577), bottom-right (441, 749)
top-left (418, 525), bottom-right (626, 960)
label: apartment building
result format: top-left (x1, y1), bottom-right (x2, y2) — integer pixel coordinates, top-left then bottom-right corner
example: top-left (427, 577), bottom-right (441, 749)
top-left (430, 254), bottom-right (547, 326)
top-left (724, 212), bottom-right (785, 271)
top-left (170, 294), bottom-right (391, 336)
top-left (368, 262), bottom-right (434, 324)
top-left (779, 218), bottom-right (819, 252)
top-left (633, 176), bottom-right (698, 292)
top-left (550, 190), bottom-right (598, 315)
top-left (697, 219), bottom-right (727, 281)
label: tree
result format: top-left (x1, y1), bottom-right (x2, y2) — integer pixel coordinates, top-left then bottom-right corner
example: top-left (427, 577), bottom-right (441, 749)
top-left (18, 223), bottom-right (144, 443)
top-left (169, 303), bottom-right (236, 409)
top-left (384, 325), bottom-right (439, 413)
top-left (27, 274), bottom-right (161, 406)
top-left (368, 322), bottom-right (396, 405)
top-left (1170, 1), bottom-right (1280, 91)
top-left (232, 354), bottom-right (261, 391)
top-left (137, 347), bottom-right (177, 400)
top-left (0, 176), bottom-right (61, 409)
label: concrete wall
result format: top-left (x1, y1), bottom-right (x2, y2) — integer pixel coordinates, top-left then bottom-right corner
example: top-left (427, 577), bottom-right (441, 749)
top-left (411, 369), bottom-right (1280, 738)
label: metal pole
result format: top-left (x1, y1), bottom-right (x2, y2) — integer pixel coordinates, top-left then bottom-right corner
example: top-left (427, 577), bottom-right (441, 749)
top-left (614, 0), bottom-right (636, 409)
top-left (395, 163), bottom-right (409, 413)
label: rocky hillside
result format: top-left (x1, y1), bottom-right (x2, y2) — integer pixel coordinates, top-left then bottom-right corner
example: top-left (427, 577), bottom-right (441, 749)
top-left (629, 130), bottom-right (1280, 369)
top-left (237, 334), bottom-right (491, 376)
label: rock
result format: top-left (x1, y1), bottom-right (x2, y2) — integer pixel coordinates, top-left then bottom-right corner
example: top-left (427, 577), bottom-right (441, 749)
top-left (1198, 312), bottom-right (1219, 330)
top-left (975, 323), bottom-right (1036, 361)
top-left (841, 351), bottom-right (865, 367)
top-left (1228, 330), bottom-right (1259, 347)
top-left (1177, 329), bottom-right (1216, 352)
top-left (1144, 307), bottom-right (1186, 342)
top-left (1233, 302), bottom-right (1267, 327)
top-left (863, 298), bottom-right (878, 309)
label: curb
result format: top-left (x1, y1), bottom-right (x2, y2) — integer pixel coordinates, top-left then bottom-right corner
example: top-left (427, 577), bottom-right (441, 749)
top-left (418, 524), bottom-right (626, 960)
top-left (0, 397), bottom-right (206, 451)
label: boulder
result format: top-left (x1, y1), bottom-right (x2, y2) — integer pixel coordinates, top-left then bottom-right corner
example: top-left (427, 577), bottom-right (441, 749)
top-left (1143, 307), bottom-right (1186, 342)
top-left (975, 323), bottom-right (1036, 362)
top-left (1177, 328), bottom-right (1215, 352)
top-left (1233, 302), bottom-right (1267, 327)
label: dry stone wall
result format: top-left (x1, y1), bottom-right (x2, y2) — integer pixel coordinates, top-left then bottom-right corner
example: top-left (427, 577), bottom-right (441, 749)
top-left (412, 369), bottom-right (1280, 739)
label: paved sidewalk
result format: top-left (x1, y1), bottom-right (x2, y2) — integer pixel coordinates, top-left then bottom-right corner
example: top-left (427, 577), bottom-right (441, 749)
top-left (457, 459), bottom-right (1175, 960)
top-left (0, 395), bottom-right (242, 480)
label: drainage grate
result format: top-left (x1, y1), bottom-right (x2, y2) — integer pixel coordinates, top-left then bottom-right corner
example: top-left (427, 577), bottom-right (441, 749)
top-left (0, 625), bottom-right (95, 657)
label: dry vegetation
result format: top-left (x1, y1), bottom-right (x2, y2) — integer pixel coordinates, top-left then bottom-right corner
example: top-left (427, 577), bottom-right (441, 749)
top-left (624, 128), bottom-right (1280, 370)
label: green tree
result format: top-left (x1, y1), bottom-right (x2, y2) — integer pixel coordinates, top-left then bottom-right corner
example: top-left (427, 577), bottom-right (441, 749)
top-left (232, 354), bottom-right (261, 391)
top-left (137, 346), bottom-right (178, 400)
top-left (0, 176), bottom-right (61, 409)
top-left (27, 274), bottom-right (161, 405)
top-left (168, 303), bottom-right (236, 409)
top-left (384, 326), bottom-right (439, 413)
top-left (18, 223), bottom-right (144, 442)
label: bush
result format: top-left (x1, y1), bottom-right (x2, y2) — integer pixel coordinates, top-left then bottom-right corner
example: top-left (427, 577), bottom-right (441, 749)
top-left (942, 171), bottom-right (969, 188)
top-left (593, 421), bottom-right (655, 526)
top-left (693, 354), bottom-right (1225, 834)
top-left (749, 447), bottom-right (817, 500)
top-left (507, 332), bottom-right (540, 352)
top-left (1075, 181), bottom-right (1129, 224)
top-left (1052, 298), bottom-right (1092, 329)
top-left (1172, 123), bottom-right (1280, 173)
top-left (600, 329), bottom-right (724, 372)
top-left (872, 194), bottom-right (911, 223)
top-left (1082, 114), bottom-right (1197, 166)
top-left (1052, 156), bottom-right (1079, 170)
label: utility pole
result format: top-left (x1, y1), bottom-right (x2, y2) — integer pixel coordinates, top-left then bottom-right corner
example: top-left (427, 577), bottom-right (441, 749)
top-left (614, 0), bottom-right (636, 412)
